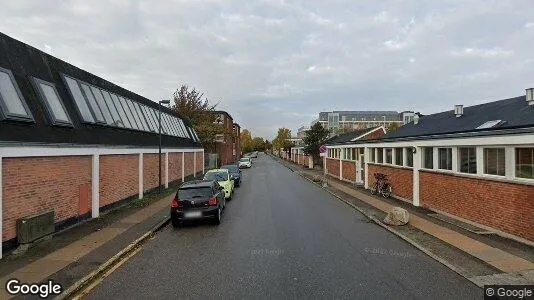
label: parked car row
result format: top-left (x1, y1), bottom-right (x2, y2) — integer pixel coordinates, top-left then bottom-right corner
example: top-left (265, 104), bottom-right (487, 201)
top-left (170, 161), bottom-right (246, 227)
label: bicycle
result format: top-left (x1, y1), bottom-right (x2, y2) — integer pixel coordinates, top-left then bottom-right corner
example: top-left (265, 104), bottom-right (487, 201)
top-left (370, 173), bottom-right (392, 198)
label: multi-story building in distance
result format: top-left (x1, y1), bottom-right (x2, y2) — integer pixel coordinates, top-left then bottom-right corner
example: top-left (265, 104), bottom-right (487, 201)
top-left (318, 111), bottom-right (416, 133)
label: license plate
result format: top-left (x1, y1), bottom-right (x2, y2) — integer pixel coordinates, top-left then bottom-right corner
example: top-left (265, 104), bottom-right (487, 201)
top-left (184, 211), bottom-right (202, 218)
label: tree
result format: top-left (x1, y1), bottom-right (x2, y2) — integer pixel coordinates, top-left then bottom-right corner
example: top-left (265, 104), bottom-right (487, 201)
top-left (303, 122), bottom-right (330, 166)
top-left (272, 127), bottom-right (293, 154)
top-left (172, 84), bottom-right (223, 149)
top-left (240, 129), bottom-right (253, 153)
top-left (387, 122), bottom-right (400, 133)
top-left (251, 137), bottom-right (265, 151)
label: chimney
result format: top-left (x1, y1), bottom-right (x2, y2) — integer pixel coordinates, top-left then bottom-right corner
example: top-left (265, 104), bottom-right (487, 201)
top-left (413, 114), bottom-right (419, 125)
top-left (527, 88), bottom-right (534, 106)
top-left (454, 105), bottom-right (463, 117)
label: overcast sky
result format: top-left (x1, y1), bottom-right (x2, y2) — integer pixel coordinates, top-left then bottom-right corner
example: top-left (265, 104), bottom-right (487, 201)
top-left (1, 0), bottom-right (533, 139)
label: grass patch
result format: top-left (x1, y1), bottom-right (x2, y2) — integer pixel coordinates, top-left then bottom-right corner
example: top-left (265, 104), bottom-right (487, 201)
top-left (130, 186), bottom-right (179, 208)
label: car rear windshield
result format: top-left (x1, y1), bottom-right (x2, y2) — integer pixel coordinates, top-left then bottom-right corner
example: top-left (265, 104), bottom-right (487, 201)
top-left (221, 165), bottom-right (238, 172)
top-left (239, 158), bottom-right (250, 162)
top-left (178, 187), bottom-right (212, 199)
top-left (204, 172), bottom-right (228, 181)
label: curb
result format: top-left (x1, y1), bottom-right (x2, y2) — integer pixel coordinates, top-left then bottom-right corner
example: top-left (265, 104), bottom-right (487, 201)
top-left (274, 158), bottom-right (484, 288)
top-left (55, 216), bottom-right (171, 300)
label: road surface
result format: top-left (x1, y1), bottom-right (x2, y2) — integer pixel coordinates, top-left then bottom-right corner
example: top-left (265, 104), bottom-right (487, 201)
top-left (85, 153), bottom-right (481, 299)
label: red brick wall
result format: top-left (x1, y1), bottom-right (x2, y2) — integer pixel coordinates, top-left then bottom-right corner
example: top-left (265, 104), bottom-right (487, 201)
top-left (326, 158), bottom-right (340, 177)
top-left (2, 156), bottom-right (92, 241)
top-left (169, 152), bottom-right (183, 182)
top-left (368, 164), bottom-right (413, 200)
top-left (420, 171), bottom-right (534, 242)
top-left (143, 154), bottom-right (164, 191)
top-left (100, 155), bottom-right (138, 207)
top-left (342, 160), bottom-right (356, 182)
top-left (361, 129), bottom-right (385, 140)
top-left (195, 151), bottom-right (203, 174)
top-left (184, 153), bottom-right (195, 176)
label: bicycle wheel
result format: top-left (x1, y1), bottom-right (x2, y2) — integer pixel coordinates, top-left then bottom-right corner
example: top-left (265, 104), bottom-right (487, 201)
top-left (370, 182), bottom-right (378, 195)
top-left (382, 184), bottom-right (392, 198)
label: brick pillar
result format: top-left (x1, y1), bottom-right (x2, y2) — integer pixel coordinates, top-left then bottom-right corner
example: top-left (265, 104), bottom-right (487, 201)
top-left (165, 152), bottom-right (169, 189)
top-left (0, 156), bottom-right (3, 259)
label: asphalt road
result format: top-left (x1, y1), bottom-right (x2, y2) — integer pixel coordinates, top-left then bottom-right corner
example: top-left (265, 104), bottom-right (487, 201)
top-left (86, 153), bottom-right (481, 300)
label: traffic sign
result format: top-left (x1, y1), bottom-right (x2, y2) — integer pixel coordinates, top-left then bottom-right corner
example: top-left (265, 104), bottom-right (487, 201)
top-left (319, 145), bottom-right (327, 153)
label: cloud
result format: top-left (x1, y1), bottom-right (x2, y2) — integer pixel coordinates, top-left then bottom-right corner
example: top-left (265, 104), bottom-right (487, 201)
top-left (0, 0), bottom-right (532, 139)
top-left (451, 47), bottom-right (514, 58)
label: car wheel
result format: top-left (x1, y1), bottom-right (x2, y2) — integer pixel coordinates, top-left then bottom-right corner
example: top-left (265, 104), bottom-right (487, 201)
top-left (214, 207), bottom-right (222, 225)
top-left (171, 218), bottom-right (182, 228)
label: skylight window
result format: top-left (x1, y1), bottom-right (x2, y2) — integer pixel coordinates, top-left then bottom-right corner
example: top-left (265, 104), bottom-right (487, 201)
top-left (32, 77), bottom-right (72, 126)
top-left (80, 83), bottom-right (106, 124)
top-left (476, 120), bottom-right (503, 129)
top-left (0, 67), bottom-right (34, 122)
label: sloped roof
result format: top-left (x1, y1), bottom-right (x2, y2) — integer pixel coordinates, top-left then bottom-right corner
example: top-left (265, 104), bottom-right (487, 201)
top-left (382, 96), bottom-right (534, 140)
top-left (325, 127), bottom-right (382, 144)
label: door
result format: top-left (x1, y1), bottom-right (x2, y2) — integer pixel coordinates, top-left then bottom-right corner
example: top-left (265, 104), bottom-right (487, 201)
top-left (359, 154), bottom-right (365, 184)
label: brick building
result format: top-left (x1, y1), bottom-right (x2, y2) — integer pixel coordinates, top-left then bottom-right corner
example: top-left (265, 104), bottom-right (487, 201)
top-left (0, 32), bottom-right (203, 258)
top-left (209, 111), bottom-right (240, 166)
top-left (233, 123), bottom-right (242, 159)
top-left (325, 91), bottom-right (534, 243)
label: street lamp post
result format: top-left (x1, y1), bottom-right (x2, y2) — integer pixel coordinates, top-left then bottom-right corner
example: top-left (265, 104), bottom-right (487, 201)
top-left (158, 100), bottom-right (171, 194)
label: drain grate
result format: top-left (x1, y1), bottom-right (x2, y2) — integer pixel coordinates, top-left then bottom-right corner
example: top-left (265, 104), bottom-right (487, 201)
top-left (427, 213), bottom-right (494, 235)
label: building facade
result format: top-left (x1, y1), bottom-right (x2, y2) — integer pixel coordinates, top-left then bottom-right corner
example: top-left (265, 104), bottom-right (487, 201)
top-left (233, 123), bottom-right (241, 159)
top-left (318, 110), bottom-right (415, 134)
top-left (0, 32), bottom-right (204, 258)
top-left (324, 92), bottom-right (534, 243)
top-left (210, 111), bottom-right (240, 166)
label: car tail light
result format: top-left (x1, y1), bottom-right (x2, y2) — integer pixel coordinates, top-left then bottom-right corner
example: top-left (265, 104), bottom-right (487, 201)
top-left (208, 197), bottom-right (217, 206)
top-left (171, 198), bottom-right (182, 208)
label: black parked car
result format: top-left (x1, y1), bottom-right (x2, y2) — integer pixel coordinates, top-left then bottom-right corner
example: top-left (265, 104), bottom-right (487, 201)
top-left (171, 180), bottom-right (226, 227)
top-left (220, 164), bottom-right (242, 187)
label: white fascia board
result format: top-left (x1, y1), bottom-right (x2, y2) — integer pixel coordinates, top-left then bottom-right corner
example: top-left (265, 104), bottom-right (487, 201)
top-left (0, 146), bottom-right (204, 158)
top-left (329, 133), bottom-right (534, 149)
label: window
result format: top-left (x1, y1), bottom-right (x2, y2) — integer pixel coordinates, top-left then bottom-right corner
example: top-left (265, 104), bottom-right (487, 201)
top-left (174, 118), bottom-right (184, 137)
top-left (438, 148), bottom-right (453, 170)
top-left (423, 147), bottom-right (433, 169)
top-left (90, 86), bottom-right (114, 125)
top-left (406, 148), bottom-right (413, 167)
top-left (0, 68), bottom-right (34, 122)
top-left (142, 106), bottom-right (154, 131)
top-left (385, 148), bottom-right (393, 164)
top-left (370, 148), bottom-right (376, 162)
top-left (484, 148), bottom-right (505, 176)
top-left (112, 94), bottom-right (133, 128)
top-left (179, 119), bottom-right (189, 137)
top-left (32, 78), bottom-right (71, 126)
top-left (377, 148), bottom-right (383, 163)
top-left (128, 100), bottom-right (146, 131)
top-left (101, 91), bottom-right (123, 127)
top-left (151, 109), bottom-right (161, 132)
top-left (134, 102), bottom-right (150, 131)
top-left (122, 98), bottom-right (140, 129)
top-left (395, 148), bottom-right (403, 166)
top-left (80, 83), bottom-right (105, 123)
top-left (459, 147), bottom-right (477, 174)
top-left (515, 148), bottom-right (534, 179)
top-left (63, 75), bottom-right (94, 123)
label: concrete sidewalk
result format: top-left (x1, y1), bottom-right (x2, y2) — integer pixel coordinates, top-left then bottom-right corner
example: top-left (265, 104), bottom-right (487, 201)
top-left (273, 155), bottom-right (534, 285)
top-left (0, 189), bottom-right (176, 299)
